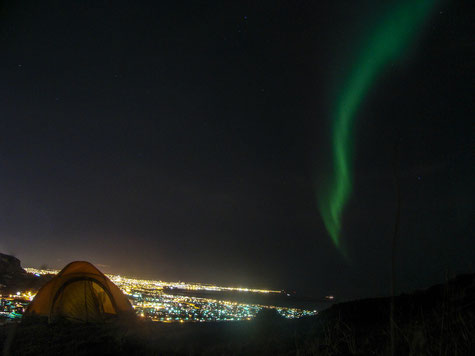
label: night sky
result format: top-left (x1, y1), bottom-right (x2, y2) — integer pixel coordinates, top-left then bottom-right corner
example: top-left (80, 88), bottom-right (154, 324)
top-left (1, 0), bottom-right (473, 300)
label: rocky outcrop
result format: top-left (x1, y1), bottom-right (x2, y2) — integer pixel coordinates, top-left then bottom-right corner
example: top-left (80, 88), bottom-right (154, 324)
top-left (0, 253), bottom-right (28, 293)
top-left (0, 253), bottom-right (26, 276)
top-left (0, 253), bottom-right (54, 294)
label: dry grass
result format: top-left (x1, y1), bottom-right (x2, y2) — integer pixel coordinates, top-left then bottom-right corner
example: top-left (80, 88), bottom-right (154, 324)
top-left (1, 275), bottom-right (474, 355)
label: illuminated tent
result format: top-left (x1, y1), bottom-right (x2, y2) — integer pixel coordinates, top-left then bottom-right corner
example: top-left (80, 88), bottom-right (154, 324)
top-left (24, 261), bottom-right (134, 323)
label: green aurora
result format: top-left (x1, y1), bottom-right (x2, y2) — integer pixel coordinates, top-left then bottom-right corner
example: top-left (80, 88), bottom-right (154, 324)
top-left (319, 0), bottom-right (439, 252)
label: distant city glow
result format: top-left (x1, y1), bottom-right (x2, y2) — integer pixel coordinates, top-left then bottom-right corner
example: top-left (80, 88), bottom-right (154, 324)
top-left (0, 267), bottom-right (318, 323)
top-left (24, 267), bottom-right (281, 294)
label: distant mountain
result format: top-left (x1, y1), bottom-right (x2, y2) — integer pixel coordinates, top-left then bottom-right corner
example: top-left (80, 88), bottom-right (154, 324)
top-left (0, 253), bottom-right (26, 275)
top-left (0, 253), bottom-right (27, 288)
top-left (0, 253), bottom-right (51, 294)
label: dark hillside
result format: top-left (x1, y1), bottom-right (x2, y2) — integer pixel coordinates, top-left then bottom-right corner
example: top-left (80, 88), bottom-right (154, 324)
top-left (313, 273), bottom-right (475, 355)
top-left (0, 253), bottom-right (53, 295)
top-left (319, 273), bottom-right (475, 323)
top-left (0, 253), bottom-right (26, 286)
top-left (1, 272), bottom-right (474, 355)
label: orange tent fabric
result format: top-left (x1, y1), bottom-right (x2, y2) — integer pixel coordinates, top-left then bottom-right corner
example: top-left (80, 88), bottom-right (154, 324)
top-left (24, 261), bottom-right (134, 322)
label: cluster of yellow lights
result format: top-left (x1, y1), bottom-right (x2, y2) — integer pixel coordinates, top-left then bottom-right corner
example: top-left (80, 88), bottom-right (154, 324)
top-left (0, 291), bottom-right (36, 301)
top-left (10, 268), bottom-right (318, 323)
top-left (24, 267), bottom-right (281, 294)
top-left (131, 293), bottom-right (316, 322)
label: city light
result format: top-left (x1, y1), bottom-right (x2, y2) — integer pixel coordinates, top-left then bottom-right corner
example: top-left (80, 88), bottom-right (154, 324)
top-left (0, 268), bottom-right (318, 323)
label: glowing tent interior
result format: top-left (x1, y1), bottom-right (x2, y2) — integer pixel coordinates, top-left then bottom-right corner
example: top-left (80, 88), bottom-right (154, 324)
top-left (24, 261), bottom-right (134, 323)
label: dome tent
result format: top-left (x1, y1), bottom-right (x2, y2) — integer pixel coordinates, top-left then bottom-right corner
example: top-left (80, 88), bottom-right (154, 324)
top-left (24, 261), bottom-right (134, 323)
